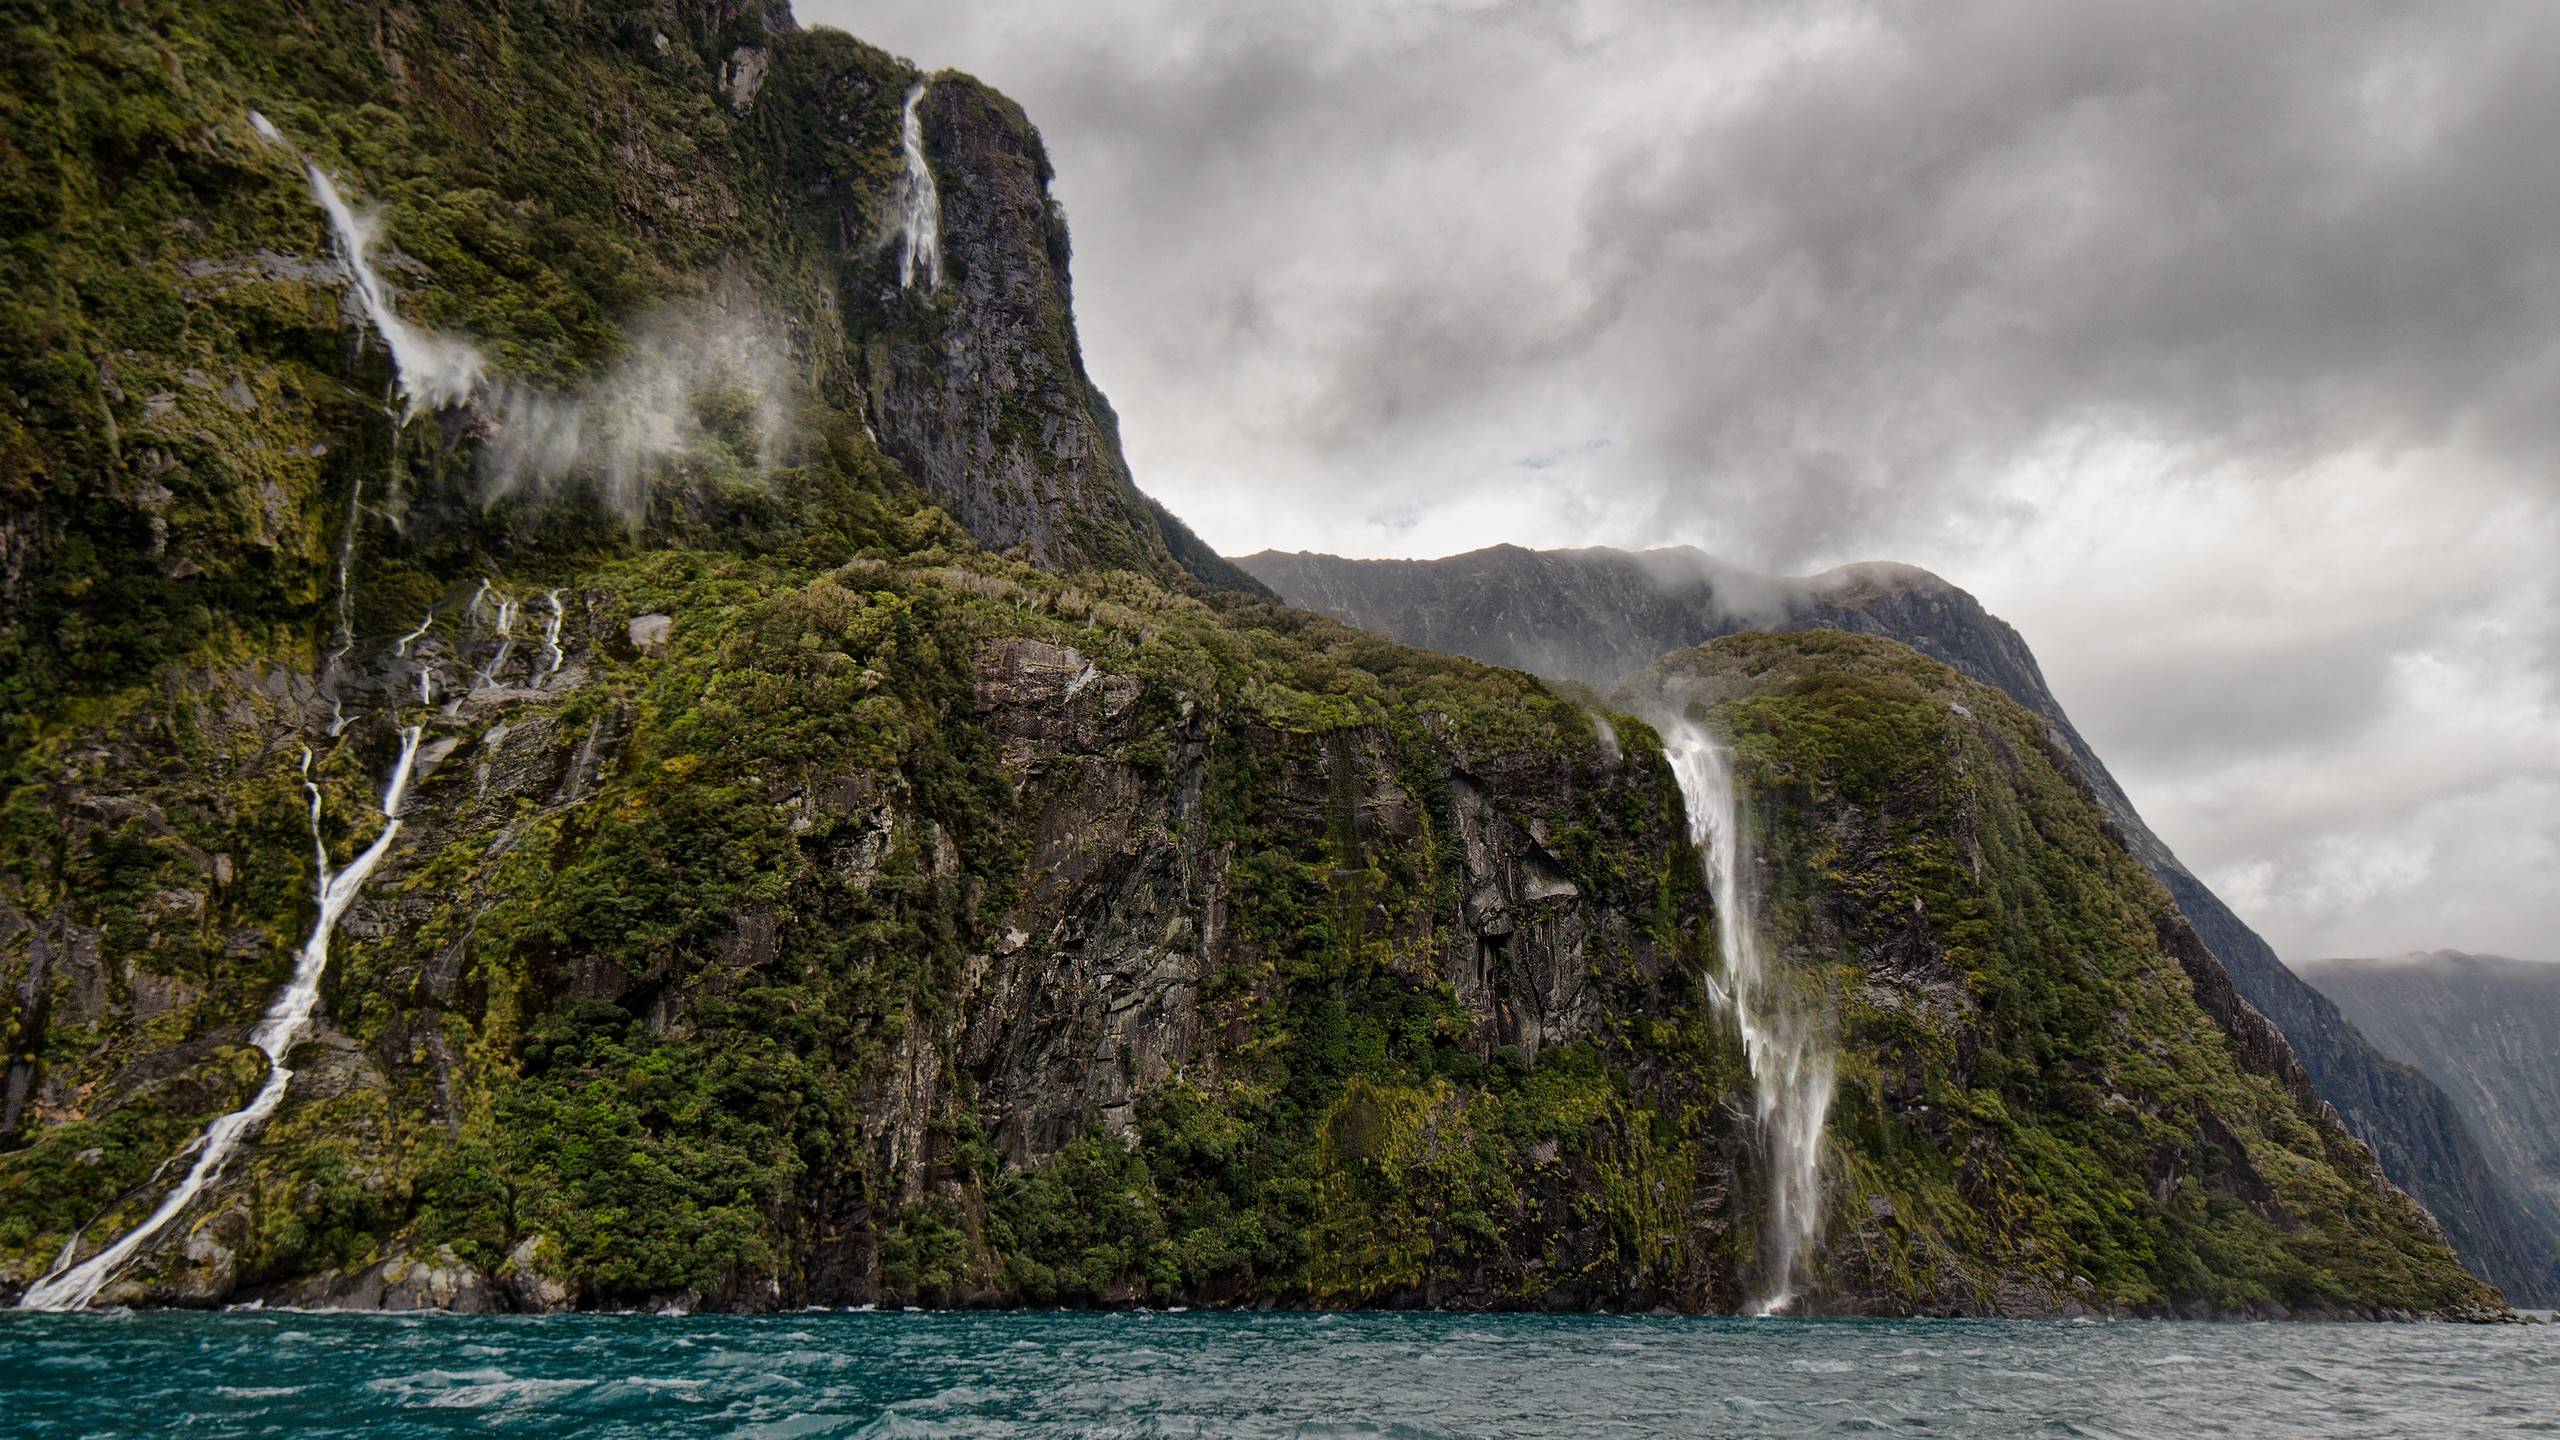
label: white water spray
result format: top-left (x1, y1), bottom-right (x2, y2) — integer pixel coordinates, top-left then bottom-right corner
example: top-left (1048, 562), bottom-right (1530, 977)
top-left (1660, 716), bottom-right (1835, 1315)
top-left (894, 84), bottom-right (942, 290)
top-left (18, 727), bottom-right (424, 1311)
top-left (301, 165), bottom-right (483, 419)
top-left (253, 110), bottom-right (481, 418)
top-left (259, 109), bottom-right (480, 726)
top-left (474, 307), bottom-right (791, 527)
top-left (261, 112), bottom-right (791, 529)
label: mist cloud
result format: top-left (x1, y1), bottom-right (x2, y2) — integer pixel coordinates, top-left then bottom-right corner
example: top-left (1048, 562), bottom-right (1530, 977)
top-left (477, 303), bottom-right (794, 524)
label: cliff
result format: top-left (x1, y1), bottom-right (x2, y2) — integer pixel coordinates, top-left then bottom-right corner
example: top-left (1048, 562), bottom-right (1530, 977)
top-left (2304, 952), bottom-right (2560, 1278)
top-left (1612, 634), bottom-right (2494, 1319)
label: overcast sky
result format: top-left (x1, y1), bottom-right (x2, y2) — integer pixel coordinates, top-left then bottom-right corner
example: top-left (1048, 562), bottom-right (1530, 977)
top-left (806, 0), bottom-right (2559, 966)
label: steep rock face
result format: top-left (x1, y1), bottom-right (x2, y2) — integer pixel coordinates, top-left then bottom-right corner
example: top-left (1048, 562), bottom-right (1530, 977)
top-left (834, 72), bottom-right (1267, 597)
top-left (1237, 543), bottom-right (2559, 1303)
top-left (0, 543), bottom-right (1744, 1313)
top-left (2305, 953), bottom-right (2560, 1293)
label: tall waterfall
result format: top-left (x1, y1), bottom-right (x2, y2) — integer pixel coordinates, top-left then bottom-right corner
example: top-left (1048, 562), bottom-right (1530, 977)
top-left (17, 728), bottom-right (425, 1311)
top-left (895, 84), bottom-right (942, 290)
top-left (1660, 716), bottom-right (1836, 1314)
top-left (254, 111), bottom-right (791, 528)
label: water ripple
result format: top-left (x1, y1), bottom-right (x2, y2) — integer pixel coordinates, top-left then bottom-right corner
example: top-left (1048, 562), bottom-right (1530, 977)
top-left (0, 1311), bottom-right (2554, 1438)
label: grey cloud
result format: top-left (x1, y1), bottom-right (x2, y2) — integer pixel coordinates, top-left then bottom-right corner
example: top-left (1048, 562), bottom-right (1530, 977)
top-left (1568, 0), bottom-right (2560, 568)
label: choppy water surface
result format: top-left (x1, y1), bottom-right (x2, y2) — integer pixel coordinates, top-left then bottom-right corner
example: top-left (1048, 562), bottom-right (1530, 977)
top-left (2, 1309), bottom-right (2552, 1438)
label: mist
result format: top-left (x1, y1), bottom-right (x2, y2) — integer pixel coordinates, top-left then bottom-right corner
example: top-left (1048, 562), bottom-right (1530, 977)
top-left (475, 304), bottom-right (796, 526)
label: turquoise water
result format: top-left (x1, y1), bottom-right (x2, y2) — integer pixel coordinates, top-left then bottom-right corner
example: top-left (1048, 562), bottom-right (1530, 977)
top-left (2, 1309), bottom-right (2553, 1437)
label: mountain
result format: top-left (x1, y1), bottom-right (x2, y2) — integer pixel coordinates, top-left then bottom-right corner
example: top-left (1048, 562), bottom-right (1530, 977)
top-left (1236, 544), bottom-right (2560, 1304)
top-left (2303, 953), bottom-right (2560, 1261)
top-left (0, 2), bottom-right (2498, 1317)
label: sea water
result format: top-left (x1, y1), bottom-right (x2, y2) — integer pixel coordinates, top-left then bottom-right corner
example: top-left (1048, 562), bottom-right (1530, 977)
top-left (1, 1309), bottom-right (2551, 1437)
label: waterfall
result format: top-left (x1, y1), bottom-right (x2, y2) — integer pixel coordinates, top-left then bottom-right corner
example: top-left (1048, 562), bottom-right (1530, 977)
top-left (18, 114), bottom-right (478, 1310)
top-left (397, 612), bottom-right (439, 704)
top-left (1660, 716), bottom-right (1836, 1315)
top-left (328, 465), bottom-right (361, 670)
top-left (259, 111), bottom-right (791, 528)
top-left (895, 84), bottom-right (942, 290)
top-left (471, 583), bottom-right (519, 692)
top-left (300, 163), bottom-right (484, 419)
top-left (537, 590), bottom-right (567, 684)
top-left (17, 727), bottom-right (425, 1311)
top-left (394, 612), bottom-right (435, 658)
top-left (320, 447), bottom-right (367, 733)
top-left (251, 110), bottom-right (482, 418)
top-left (256, 108), bottom-right (480, 724)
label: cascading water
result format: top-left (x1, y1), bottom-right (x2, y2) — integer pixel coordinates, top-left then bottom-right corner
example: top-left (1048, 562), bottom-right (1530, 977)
top-left (471, 582), bottom-right (519, 692)
top-left (257, 111), bottom-right (792, 530)
top-left (394, 612), bottom-right (435, 658)
top-left (397, 612), bottom-right (439, 704)
top-left (253, 110), bottom-right (483, 417)
top-left (537, 590), bottom-right (567, 683)
top-left (17, 728), bottom-right (424, 1311)
top-left (894, 83), bottom-right (942, 290)
top-left (1660, 715), bottom-right (1836, 1315)
top-left (16, 114), bottom-right (489, 1311)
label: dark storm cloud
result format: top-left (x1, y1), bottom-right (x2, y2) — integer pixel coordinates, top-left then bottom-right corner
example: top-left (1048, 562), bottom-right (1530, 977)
top-left (804, 0), bottom-right (2559, 962)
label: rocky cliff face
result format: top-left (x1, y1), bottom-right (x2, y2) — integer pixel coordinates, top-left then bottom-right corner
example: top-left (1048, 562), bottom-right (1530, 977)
top-left (832, 69), bottom-right (1266, 596)
top-left (1237, 544), bottom-right (2560, 1304)
top-left (0, 534), bottom-right (1733, 1311)
top-left (0, 2), bottom-right (2504, 1317)
top-left (1616, 633), bottom-right (2497, 1319)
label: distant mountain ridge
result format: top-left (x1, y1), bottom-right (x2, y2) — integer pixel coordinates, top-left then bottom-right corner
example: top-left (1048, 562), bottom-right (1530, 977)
top-left (2304, 953), bottom-right (2560, 1267)
top-left (1235, 543), bottom-right (2560, 1304)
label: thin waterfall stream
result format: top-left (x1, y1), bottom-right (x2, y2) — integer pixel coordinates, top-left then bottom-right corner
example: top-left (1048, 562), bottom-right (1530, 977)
top-left (1660, 715), bottom-right (1837, 1315)
top-left (17, 729), bottom-right (424, 1311)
